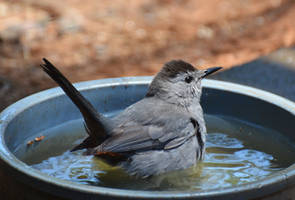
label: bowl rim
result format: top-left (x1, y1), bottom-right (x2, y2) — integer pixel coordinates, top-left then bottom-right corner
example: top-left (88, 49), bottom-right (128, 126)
top-left (1, 76), bottom-right (295, 199)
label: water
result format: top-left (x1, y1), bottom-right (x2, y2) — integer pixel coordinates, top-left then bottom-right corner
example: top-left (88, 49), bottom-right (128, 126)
top-left (20, 114), bottom-right (295, 191)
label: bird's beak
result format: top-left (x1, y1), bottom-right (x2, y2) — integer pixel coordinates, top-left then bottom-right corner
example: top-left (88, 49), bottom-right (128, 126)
top-left (202, 67), bottom-right (222, 78)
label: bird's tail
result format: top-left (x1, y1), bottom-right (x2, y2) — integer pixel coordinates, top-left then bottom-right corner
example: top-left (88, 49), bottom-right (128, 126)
top-left (41, 58), bottom-right (109, 151)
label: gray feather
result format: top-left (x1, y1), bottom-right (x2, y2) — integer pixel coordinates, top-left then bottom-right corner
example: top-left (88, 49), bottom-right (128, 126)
top-left (40, 59), bottom-right (218, 177)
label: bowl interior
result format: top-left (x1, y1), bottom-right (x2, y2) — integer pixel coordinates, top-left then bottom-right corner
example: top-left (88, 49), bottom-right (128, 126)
top-left (1, 77), bottom-right (295, 199)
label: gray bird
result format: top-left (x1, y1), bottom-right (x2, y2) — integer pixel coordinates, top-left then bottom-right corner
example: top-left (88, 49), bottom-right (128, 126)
top-left (41, 59), bottom-right (221, 177)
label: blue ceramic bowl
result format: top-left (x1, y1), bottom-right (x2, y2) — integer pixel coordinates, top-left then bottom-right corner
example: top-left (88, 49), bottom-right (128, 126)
top-left (1, 77), bottom-right (295, 199)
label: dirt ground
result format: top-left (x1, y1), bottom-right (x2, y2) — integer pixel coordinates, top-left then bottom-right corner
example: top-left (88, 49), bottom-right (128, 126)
top-left (1, 0), bottom-right (295, 110)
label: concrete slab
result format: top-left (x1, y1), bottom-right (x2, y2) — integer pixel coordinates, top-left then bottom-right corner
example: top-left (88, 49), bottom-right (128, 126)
top-left (210, 47), bottom-right (295, 102)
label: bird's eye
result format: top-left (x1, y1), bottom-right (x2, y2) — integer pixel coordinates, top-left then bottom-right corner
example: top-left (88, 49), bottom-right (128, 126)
top-left (185, 76), bottom-right (194, 83)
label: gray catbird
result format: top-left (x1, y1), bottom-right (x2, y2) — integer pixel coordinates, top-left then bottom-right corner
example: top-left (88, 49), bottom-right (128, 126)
top-left (41, 58), bottom-right (221, 177)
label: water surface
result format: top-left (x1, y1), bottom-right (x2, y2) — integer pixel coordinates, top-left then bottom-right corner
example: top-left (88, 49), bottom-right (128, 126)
top-left (20, 114), bottom-right (295, 191)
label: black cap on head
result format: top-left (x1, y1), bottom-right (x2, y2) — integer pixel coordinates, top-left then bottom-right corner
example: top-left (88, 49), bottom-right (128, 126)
top-left (161, 60), bottom-right (196, 78)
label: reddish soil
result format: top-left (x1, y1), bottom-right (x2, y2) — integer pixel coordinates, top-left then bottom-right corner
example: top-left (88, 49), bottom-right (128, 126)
top-left (1, 0), bottom-right (295, 110)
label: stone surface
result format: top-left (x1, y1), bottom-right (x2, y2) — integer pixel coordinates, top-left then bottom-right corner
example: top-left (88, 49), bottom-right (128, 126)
top-left (210, 47), bottom-right (295, 102)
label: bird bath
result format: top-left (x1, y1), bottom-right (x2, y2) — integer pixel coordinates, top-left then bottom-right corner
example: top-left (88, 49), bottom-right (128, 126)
top-left (1, 77), bottom-right (295, 199)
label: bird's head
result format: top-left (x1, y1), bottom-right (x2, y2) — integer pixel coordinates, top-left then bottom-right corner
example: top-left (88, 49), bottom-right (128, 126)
top-left (146, 60), bottom-right (221, 107)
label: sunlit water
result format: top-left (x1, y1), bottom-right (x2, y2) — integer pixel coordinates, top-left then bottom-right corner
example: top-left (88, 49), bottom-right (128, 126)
top-left (21, 114), bottom-right (295, 191)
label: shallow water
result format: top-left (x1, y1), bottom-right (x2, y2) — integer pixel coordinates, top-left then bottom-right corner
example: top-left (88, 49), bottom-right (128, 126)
top-left (23, 114), bottom-right (295, 191)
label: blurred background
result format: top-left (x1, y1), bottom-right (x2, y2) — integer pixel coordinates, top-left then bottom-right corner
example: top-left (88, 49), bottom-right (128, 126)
top-left (0, 0), bottom-right (295, 111)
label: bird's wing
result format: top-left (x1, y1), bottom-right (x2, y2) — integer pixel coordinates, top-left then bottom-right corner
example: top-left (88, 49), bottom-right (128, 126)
top-left (98, 114), bottom-right (197, 153)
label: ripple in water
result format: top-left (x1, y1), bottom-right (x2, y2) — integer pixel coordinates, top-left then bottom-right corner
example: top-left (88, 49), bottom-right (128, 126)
top-left (30, 115), bottom-right (295, 191)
